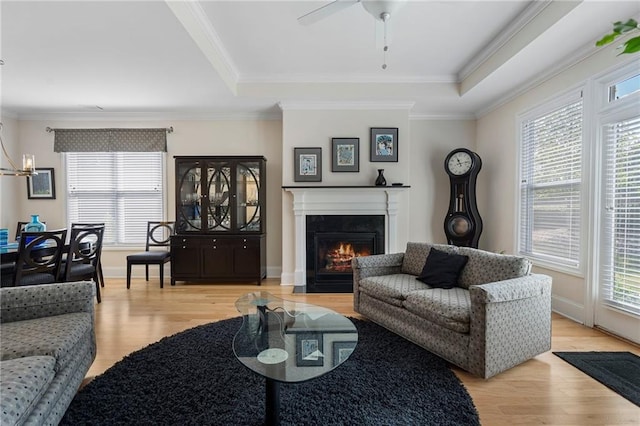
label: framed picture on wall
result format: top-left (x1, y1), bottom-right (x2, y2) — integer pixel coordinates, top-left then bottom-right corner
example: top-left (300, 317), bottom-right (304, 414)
top-left (26, 168), bottom-right (56, 199)
top-left (370, 127), bottom-right (399, 162)
top-left (294, 147), bottom-right (322, 182)
top-left (331, 138), bottom-right (359, 172)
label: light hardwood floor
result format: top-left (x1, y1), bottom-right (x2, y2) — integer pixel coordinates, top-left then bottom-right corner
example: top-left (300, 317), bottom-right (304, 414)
top-left (91, 278), bottom-right (640, 425)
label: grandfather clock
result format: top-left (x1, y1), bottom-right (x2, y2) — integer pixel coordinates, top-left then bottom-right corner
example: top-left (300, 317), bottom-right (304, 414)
top-left (444, 148), bottom-right (483, 248)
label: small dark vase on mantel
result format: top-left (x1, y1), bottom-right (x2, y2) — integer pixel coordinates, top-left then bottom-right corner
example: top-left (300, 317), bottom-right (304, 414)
top-left (375, 169), bottom-right (387, 186)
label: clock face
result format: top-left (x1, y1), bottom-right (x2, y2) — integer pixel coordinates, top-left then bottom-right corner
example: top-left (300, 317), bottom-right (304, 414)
top-left (446, 151), bottom-right (473, 176)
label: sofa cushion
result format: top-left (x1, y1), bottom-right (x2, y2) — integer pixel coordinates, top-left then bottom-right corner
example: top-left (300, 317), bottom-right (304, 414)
top-left (0, 356), bottom-right (56, 426)
top-left (359, 274), bottom-right (430, 306)
top-left (0, 312), bottom-right (92, 372)
top-left (417, 248), bottom-right (469, 288)
top-left (403, 288), bottom-right (471, 333)
top-left (457, 247), bottom-right (532, 289)
top-left (401, 242), bottom-right (459, 276)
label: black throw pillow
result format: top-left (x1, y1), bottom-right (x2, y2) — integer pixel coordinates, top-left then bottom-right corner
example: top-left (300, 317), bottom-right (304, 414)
top-left (416, 248), bottom-right (469, 289)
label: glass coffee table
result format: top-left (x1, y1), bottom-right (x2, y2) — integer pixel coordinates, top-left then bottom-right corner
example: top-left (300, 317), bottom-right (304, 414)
top-left (233, 291), bottom-right (358, 426)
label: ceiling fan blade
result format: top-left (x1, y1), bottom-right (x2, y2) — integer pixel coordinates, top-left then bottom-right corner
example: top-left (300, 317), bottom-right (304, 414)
top-left (298, 0), bottom-right (360, 26)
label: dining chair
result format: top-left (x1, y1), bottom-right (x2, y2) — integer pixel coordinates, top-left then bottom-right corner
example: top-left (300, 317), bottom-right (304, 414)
top-left (16, 220), bottom-right (47, 240)
top-left (126, 221), bottom-right (174, 289)
top-left (71, 222), bottom-right (106, 288)
top-left (1, 229), bottom-right (67, 288)
top-left (62, 224), bottom-right (105, 303)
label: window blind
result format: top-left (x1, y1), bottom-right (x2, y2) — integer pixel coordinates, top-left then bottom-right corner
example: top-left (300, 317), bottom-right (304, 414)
top-left (601, 115), bottom-right (640, 315)
top-left (65, 152), bottom-right (164, 246)
top-left (519, 94), bottom-right (583, 268)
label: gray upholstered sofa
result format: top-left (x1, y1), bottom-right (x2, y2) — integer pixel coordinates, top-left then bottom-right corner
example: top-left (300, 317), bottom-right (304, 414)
top-left (0, 281), bottom-right (96, 425)
top-left (353, 242), bottom-right (552, 378)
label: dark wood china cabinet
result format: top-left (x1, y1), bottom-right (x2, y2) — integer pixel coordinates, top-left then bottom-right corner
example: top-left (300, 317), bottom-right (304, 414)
top-left (171, 156), bottom-right (266, 285)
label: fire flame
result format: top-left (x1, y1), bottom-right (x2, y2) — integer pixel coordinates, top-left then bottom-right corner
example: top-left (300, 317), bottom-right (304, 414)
top-left (324, 242), bottom-right (371, 272)
top-left (336, 243), bottom-right (354, 256)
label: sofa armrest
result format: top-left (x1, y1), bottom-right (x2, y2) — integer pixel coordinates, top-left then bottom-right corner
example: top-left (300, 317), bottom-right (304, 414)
top-left (0, 281), bottom-right (95, 324)
top-left (469, 274), bottom-right (552, 304)
top-left (468, 273), bottom-right (552, 378)
top-left (352, 253), bottom-right (404, 310)
top-left (352, 253), bottom-right (404, 274)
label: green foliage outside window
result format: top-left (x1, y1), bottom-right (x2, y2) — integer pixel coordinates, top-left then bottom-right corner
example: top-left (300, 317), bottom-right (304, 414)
top-left (596, 19), bottom-right (640, 55)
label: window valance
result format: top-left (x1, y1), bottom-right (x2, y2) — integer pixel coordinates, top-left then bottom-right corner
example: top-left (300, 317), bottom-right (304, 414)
top-left (50, 127), bottom-right (171, 152)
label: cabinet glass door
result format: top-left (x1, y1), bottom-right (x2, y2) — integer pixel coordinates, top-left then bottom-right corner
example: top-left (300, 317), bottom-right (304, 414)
top-left (177, 161), bottom-right (202, 232)
top-left (236, 161), bottom-right (261, 232)
top-left (207, 162), bottom-right (231, 231)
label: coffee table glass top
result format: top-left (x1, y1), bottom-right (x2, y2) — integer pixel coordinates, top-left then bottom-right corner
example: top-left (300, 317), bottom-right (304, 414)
top-left (233, 291), bottom-right (358, 383)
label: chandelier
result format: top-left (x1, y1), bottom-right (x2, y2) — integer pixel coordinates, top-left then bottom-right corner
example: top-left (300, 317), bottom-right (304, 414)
top-left (0, 123), bottom-right (37, 177)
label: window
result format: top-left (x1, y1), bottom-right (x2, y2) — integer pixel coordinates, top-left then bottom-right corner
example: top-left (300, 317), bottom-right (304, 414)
top-left (608, 73), bottom-right (640, 102)
top-left (600, 111), bottom-right (640, 315)
top-left (65, 152), bottom-right (165, 246)
top-left (518, 92), bottom-right (583, 270)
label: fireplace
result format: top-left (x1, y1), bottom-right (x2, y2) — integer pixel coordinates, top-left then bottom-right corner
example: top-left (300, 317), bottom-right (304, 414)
top-left (306, 215), bottom-right (384, 292)
top-left (283, 186), bottom-right (408, 290)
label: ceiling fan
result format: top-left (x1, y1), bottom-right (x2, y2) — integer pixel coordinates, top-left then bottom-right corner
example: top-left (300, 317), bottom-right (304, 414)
top-left (298, 0), bottom-right (408, 69)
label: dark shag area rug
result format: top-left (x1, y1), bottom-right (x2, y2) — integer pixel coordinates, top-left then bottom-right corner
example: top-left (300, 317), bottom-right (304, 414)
top-left (554, 351), bottom-right (640, 407)
top-left (61, 318), bottom-right (479, 425)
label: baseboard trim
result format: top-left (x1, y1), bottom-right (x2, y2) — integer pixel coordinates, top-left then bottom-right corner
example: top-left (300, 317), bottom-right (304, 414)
top-left (552, 295), bottom-right (585, 324)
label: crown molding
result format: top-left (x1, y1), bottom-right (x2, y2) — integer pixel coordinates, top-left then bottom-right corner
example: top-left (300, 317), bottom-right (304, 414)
top-left (278, 100), bottom-right (415, 111)
top-left (165, 0), bottom-right (239, 94)
top-left (458, 0), bottom-right (553, 81)
top-left (409, 113), bottom-right (476, 121)
top-left (475, 39), bottom-right (609, 119)
top-left (0, 109), bottom-right (18, 120)
top-left (13, 111), bottom-right (281, 122)
top-left (239, 74), bottom-right (456, 84)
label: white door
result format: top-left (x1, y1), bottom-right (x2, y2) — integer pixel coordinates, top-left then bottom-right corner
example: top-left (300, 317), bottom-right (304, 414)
top-left (594, 97), bottom-right (640, 343)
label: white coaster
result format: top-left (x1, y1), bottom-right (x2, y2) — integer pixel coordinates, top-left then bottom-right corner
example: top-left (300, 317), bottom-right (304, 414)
top-left (257, 348), bottom-right (289, 364)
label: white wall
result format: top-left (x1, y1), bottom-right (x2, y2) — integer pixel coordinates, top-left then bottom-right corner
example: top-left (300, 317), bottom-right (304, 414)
top-left (0, 115), bottom-right (21, 239)
top-left (278, 106), bottom-right (477, 284)
top-left (408, 119), bottom-right (476, 244)
top-left (476, 43), bottom-right (634, 322)
top-left (3, 118), bottom-right (283, 279)
top-left (279, 107), bottom-right (412, 285)
top-left (3, 113), bottom-right (477, 287)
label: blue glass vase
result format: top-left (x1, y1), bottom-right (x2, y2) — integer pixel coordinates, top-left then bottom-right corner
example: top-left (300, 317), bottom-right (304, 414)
top-left (24, 214), bottom-right (46, 232)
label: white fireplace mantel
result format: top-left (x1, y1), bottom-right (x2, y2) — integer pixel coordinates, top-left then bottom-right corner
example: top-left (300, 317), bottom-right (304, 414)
top-left (283, 186), bottom-right (409, 287)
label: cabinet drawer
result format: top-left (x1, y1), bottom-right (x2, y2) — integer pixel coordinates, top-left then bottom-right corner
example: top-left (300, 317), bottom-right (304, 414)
top-left (170, 236), bottom-right (200, 248)
top-left (236, 237), bottom-right (259, 250)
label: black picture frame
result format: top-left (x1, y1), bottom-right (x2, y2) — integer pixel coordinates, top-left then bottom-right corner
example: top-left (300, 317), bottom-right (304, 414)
top-left (296, 332), bottom-right (324, 366)
top-left (27, 168), bottom-right (56, 199)
top-left (294, 147), bottom-right (322, 182)
top-left (332, 341), bottom-right (357, 367)
top-left (331, 138), bottom-right (359, 172)
top-left (370, 127), bottom-right (399, 162)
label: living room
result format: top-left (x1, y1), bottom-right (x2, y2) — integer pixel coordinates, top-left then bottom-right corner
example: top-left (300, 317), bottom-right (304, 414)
top-left (1, 1), bottom-right (639, 424)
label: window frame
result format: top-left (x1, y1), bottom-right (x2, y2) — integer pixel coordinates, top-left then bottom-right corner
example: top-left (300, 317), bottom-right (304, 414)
top-left (515, 87), bottom-right (586, 276)
top-left (64, 151), bottom-right (168, 248)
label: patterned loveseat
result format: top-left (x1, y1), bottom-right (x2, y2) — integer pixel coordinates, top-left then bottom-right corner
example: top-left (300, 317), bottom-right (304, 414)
top-left (0, 281), bottom-right (96, 425)
top-left (353, 242), bottom-right (552, 378)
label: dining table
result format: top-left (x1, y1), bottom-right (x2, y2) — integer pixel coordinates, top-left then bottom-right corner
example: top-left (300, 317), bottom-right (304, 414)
top-left (1, 242), bottom-right (26, 264)
top-left (0, 241), bottom-right (77, 266)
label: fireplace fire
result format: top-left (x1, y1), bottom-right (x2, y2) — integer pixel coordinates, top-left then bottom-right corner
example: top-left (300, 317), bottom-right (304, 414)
top-left (322, 242), bottom-right (371, 273)
top-left (317, 241), bottom-right (372, 273)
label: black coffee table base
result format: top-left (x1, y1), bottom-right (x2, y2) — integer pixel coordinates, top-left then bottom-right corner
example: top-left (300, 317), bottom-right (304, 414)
top-left (233, 292), bottom-right (357, 426)
top-left (265, 378), bottom-right (280, 426)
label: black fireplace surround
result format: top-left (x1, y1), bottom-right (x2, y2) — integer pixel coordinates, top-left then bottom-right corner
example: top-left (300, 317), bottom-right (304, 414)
top-left (306, 215), bottom-right (385, 293)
